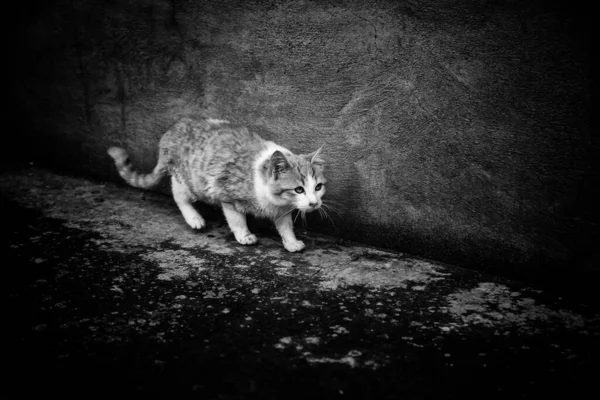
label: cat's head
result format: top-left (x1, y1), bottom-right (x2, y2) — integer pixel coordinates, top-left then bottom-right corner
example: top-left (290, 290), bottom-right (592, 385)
top-left (265, 146), bottom-right (326, 212)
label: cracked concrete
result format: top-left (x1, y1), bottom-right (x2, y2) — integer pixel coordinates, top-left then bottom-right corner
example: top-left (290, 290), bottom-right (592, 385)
top-left (2, 167), bottom-right (598, 398)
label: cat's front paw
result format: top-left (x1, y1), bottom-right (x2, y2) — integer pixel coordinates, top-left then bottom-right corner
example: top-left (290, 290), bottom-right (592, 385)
top-left (283, 239), bottom-right (305, 252)
top-left (183, 211), bottom-right (205, 230)
top-left (236, 233), bottom-right (258, 246)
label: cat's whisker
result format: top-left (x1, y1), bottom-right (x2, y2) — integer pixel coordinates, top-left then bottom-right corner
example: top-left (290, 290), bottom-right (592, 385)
top-left (322, 207), bottom-right (337, 228)
top-left (324, 199), bottom-right (344, 207)
top-left (317, 208), bottom-right (325, 220)
top-left (319, 208), bottom-right (327, 220)
top-left (323, 202), bottom-right (339, 210)
top-left (322, 206), bottom-right (343, 226)
top-left (293, 209), bottom-right (301, 224)
top-left (321, 203), bottom-right (343, 219)
top-left (322, 201), bottom-right (342, 211)
top-left (275, 207), bottom-right (297, 225)
top-left (301, 210), bottom-right (307, 228)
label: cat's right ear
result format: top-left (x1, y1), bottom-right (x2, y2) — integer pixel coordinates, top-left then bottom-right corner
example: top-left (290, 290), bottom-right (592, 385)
top-left (307, 144), bottom-right (325, 166)
top-left (270, 151), bottom-right (290, 178)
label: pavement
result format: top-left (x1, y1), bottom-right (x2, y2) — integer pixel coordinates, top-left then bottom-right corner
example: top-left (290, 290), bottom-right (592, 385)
top-left (2, 166), bottom-right (598, 399)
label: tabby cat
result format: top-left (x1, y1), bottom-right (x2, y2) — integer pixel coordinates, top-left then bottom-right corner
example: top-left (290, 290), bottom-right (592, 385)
top-left (108, 118), bottom-right (327, 252)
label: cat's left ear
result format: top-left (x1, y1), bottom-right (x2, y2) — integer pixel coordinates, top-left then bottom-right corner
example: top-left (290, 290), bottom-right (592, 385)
top-left (305, 144), bottom-right (325, 166)
top-left (270, 150), bottom-right (291, 178)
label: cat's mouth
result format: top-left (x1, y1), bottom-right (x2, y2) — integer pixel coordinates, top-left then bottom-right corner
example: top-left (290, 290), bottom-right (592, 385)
top-left (300, 205), bottom-right (320, 213)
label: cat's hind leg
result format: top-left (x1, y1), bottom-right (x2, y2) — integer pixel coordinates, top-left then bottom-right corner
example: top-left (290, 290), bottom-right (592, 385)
top-left (221, 203), bottom-right (258, 245)
top-left (172, 176), bottom-right (205, 229)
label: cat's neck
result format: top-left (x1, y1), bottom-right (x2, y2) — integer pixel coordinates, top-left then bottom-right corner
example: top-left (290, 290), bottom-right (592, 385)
top-left (253, 142), bottom-right (293, 220)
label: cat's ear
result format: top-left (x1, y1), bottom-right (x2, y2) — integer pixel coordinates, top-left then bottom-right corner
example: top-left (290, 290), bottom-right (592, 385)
top-left (305, 144), bottom-right (325, 166)
top-left (270, 150), bottom-right (290, 178)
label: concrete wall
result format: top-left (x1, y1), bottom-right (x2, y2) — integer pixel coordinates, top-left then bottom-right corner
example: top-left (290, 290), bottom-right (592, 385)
top-left (10, 0), bottom-right (596, 278)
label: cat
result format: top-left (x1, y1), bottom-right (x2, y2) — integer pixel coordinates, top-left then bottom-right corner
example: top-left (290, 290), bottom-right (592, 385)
top-left (107, 117), bottom-right (327, 252)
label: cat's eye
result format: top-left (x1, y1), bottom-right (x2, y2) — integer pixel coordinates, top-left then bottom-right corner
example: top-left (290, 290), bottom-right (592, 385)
top-left (294, 186), bottom-right (305, 194)
top-left (315, 183), bottom-right (323, 191)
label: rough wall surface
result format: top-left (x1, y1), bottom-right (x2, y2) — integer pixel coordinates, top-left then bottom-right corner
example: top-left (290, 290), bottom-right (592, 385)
top-left (10, 0), bottom-right (595, 276)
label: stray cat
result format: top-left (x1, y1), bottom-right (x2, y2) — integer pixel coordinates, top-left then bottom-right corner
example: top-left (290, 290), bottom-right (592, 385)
top-left (108, 118), bottom-right (327, 252)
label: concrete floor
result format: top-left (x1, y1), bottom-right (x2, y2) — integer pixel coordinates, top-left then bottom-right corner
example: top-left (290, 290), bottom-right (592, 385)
top-left (2, 167), bottom-right (598, 398)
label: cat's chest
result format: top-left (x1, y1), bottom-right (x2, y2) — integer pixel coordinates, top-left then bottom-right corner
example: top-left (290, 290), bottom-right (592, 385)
top-left (230, 199), bottom-right (256, 215)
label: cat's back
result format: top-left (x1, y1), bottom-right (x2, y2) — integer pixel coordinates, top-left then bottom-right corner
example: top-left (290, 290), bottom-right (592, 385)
top-left (159, 117), bottom-right (228, 154)
top-left (160, 117), bottom-right (266, 162)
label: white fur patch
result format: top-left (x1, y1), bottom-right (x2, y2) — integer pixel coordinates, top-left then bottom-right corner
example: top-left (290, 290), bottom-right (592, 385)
top-left (181, 208), bottom-right (206, 229)
top-left (253, 142), bottom-right (290, 217)
top-left (297, 174), bottom-right (319, 211)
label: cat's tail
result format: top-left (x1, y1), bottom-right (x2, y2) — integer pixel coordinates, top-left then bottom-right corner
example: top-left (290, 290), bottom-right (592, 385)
top-left (107, 147), bottom-right (166, 189)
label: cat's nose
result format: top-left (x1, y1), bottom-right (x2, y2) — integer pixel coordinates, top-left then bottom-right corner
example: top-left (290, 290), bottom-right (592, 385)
top-left (308, 201), bottom-right (317, 208)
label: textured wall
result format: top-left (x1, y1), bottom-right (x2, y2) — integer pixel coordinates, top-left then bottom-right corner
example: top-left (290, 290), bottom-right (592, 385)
top-left (10, 0), bottom-right (595, 277)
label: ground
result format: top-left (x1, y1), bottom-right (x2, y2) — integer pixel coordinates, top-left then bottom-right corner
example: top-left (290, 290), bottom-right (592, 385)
top-left (2, 167), bottom-right (598, 398)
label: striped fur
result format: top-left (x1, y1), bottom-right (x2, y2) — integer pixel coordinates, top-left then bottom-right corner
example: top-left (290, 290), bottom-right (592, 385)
top-left (107, 147), bottom-right (166, 189)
